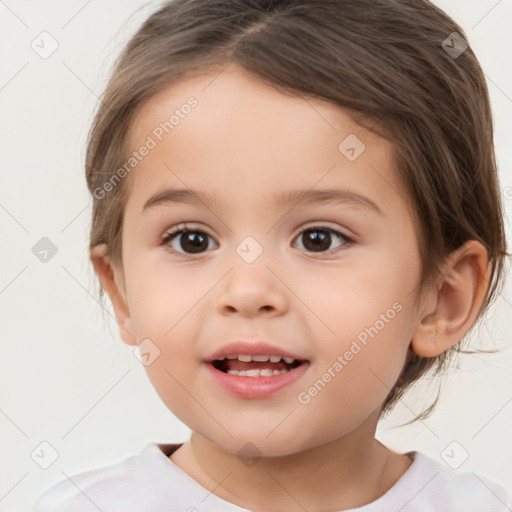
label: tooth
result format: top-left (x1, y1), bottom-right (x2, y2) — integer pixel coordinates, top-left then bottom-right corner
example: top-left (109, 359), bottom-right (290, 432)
top-left (283, 357), bottom-right (295, 364)
top-left (215, 356), bottom-right (225, 360)
top-left (260, 369), bottom-right (274, 376)
top-left (270, 355), bottom-right (281, 362)
top-left (227, 354), bottom-right (238, 359)
top-left (273, 370), bottom-right (281, 375)
top-left (227, 370), bottom-right (240, 375)
top-left (238, 355), bottom-right (252, 362)
top-left (279, 368), bottom-right (288, 374)
top-left (246, 369), bottom-right (260, 377)
top-left (239, 370), bottom-right (248, 376)
top-left (252, 355), bottom-right (269, 362)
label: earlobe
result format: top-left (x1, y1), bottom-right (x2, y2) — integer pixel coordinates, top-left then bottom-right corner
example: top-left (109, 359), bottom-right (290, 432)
top-left (90, 244), bottom-right (137, 346)
top-left (411, 240), bottom-right (490, 358)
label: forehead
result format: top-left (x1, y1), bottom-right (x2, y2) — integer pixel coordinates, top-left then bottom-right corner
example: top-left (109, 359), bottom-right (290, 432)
top-left (124, 64), bottom-right (406, 216)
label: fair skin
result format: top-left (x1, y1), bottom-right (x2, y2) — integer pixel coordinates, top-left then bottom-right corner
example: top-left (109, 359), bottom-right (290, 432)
top-left (91, 64), bottom-right (490, 511)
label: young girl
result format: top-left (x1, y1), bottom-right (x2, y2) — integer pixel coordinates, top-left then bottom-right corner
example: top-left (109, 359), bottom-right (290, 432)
top-left (31, 0), bottom-right (512, 510)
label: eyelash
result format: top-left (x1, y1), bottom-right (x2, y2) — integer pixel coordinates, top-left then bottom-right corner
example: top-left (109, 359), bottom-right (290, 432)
top-left (159, 222), bottom-right (354, 258)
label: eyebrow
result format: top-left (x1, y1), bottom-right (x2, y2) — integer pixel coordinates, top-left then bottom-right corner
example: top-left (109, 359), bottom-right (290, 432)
top-left (141, 187), bottom-right (384, 216)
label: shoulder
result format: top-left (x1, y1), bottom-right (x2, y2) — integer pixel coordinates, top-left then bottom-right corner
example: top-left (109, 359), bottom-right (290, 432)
top-left (395, 451), bottom-right (512, 511)
top-left (29, 443), bottom-right (189, 512)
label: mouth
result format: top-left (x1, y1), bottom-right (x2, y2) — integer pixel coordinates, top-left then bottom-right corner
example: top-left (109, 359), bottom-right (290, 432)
top-left (203, 340), bottom-right (310, 398)
top-left (210, 354), bottom-right (305, 377)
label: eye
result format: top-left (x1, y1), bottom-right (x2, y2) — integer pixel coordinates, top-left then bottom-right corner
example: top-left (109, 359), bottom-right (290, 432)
top-left (160, 223), bottom-right (218, 256)
top-left (160, 223), bottom-right (353, 257)
top-left (292, 225), bottom-right (353, 254)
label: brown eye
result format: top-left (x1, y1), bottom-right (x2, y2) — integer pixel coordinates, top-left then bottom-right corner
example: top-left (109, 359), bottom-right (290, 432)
top-left (160, 224), bottom-right (352, 257)
top-left (162, 228), bottom-right (217, 255)
top-left (293, 227), bottom-right (350, 253)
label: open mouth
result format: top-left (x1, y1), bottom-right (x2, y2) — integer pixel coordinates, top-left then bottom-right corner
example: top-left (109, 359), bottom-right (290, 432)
top-left (211, 354), bottom-right (304, 377)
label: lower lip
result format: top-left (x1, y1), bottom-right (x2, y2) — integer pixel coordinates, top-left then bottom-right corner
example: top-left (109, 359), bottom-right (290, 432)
top-left (204, 361), bottom-right (309, 399)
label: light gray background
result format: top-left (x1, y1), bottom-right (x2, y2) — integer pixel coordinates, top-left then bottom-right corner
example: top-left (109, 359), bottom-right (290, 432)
top-left (1, 1), bottom-right (511, 510)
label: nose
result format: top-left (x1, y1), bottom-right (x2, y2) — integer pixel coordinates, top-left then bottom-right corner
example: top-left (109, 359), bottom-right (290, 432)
top-left (216, 259), bottom-right (288, 318)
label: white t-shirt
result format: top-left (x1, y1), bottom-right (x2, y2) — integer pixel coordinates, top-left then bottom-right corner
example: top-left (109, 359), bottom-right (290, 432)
top-left (30, 442), bottom-right (512, 511)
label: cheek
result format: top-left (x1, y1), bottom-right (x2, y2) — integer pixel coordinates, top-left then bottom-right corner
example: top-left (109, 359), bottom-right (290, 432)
top-left (318, 273), bottom-right (414, 352)
top-left (298, 325), bottom-right (410, 438)
top-left (306, 263), bottom-right (415, 407)
top-left (124, 255), bottom-right (201, 339)
top-left (124, 257), bottom-right (209, 381)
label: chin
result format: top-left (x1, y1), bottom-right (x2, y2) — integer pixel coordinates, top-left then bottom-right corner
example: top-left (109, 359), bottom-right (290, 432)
top-left (196, 425), bottom-right (319, 459)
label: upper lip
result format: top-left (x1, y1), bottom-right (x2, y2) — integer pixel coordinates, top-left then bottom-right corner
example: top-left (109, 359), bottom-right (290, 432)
top-left (204, 340), bottom-right (307, 362)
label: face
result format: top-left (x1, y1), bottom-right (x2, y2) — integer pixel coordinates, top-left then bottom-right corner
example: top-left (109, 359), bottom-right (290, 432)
top-left (113, 64), bottom-right (425, 456)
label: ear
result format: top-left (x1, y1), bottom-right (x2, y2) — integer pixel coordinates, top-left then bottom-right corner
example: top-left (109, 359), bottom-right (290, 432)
top-left (90, 244), bottom-right (137, 346)
top-left (411, 240), bottom-right (490, 357)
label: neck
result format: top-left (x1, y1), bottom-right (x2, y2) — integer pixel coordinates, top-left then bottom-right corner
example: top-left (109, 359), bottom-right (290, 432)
top-left (170, 411), bottom-right (412, 511)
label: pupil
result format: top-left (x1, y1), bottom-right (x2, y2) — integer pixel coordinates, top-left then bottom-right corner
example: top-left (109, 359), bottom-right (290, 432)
top-left (304, 230), bottom-right (330, 252)
top-left (181, 232), bottom-right (208, 253)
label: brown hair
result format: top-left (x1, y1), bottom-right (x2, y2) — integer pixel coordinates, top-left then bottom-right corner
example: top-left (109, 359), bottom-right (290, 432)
top-left (86, 0), bottom-right (508, 421)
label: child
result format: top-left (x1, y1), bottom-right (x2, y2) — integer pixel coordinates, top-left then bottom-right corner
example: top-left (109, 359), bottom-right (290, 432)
top-left (31, 0), bottom-right (512, 510)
